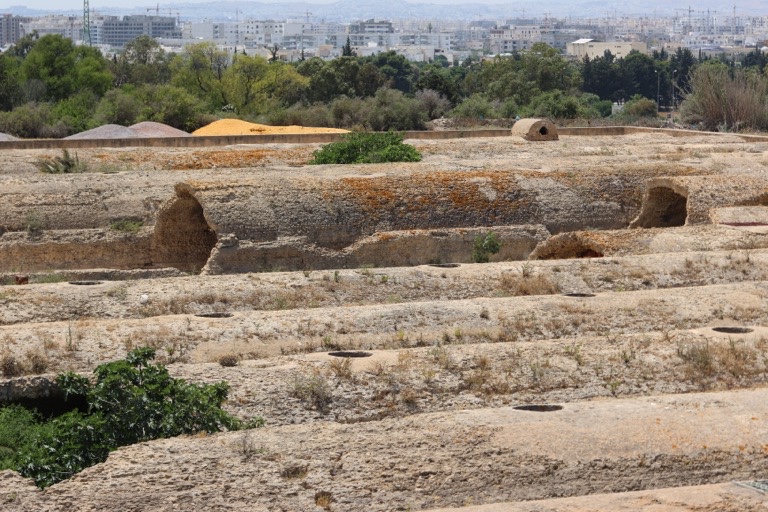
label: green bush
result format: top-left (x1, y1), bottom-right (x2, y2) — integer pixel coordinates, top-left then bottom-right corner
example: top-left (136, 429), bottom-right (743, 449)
top-left (523, 90), bottom-right (583, 119)
top-left (309, 131), bottom-right (421, 164)
top-left (472, 231), bottom-right (502, 263)
top-left (109, 218), bottom-right (143, 233)
top-left (450, 94), bottom-right (498, 119)
top-left (0, 405), bottom-right (38, 468)
top-left (619, 95), bottom-right (658, 118)
top-left (0, 348), bottom-right (258, 488)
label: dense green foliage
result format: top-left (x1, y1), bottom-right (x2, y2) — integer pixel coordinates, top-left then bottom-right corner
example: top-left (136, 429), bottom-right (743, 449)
top-left (0, 348), bottom-right (257, 488)
top-left (472, 232), bottom-right (502, 263)
top-left (1, 33), bottom-right (767, 137)
top-left (310, 131), bottom-right (421, 164)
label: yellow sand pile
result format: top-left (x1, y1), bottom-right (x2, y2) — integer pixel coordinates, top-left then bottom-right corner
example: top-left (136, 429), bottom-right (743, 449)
top-left (192, 119), bottom-right (349, 136)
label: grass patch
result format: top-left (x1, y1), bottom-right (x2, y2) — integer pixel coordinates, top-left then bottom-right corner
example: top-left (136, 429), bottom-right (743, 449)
top-left (109, 219), bottom-right (143, 233)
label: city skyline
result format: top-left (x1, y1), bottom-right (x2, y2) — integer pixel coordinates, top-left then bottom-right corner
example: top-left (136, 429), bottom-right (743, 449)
top-left (3, 0), bottom-right (767, 18)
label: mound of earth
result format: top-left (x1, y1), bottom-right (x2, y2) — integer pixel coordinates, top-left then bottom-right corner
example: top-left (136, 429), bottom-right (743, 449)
top-left (0, 132), bottom-right (19, 141)
top-left (192, 118), bottom-right (349, 136)
top-left (129, 121), bottom-right (190, 138)
top-left (66, 122), bottom-right (191, 140)
top-left (64, 124), bottom-right (138, 140)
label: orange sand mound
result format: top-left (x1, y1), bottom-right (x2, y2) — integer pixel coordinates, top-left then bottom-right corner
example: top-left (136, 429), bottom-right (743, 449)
top-left (192, 119), bottom-right (349, 136)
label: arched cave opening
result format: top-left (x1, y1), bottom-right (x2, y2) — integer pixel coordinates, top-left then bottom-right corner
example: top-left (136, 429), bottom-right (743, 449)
top-left (152, 190), bottom-right (217, 273)
top-left (631, 186), bottom-right (688, 228)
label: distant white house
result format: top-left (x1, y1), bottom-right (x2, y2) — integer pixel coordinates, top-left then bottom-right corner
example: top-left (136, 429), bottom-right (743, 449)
top-left (567, 39), bottom-right (648, 59)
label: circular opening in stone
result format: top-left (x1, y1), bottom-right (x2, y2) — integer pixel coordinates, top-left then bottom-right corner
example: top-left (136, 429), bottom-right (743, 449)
top-left (195, 312), bottom-right (233, 318)
top-left (328, 351), bottom-right (373, 358)
top-left (68, 281), bottom-right (103, 286)
top-left (712, 326), bottom-right (754, 334)
top-left (563, 293), bottom-right (595, 298)
top-left (513, 404), bottom-right (563, 412)
top-left (539, 126), bottom-right (549, 136)
top-left (429, 263), bottom-right (460, 268)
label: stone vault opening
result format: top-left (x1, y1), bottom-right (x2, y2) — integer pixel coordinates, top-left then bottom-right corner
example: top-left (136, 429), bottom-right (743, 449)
top-left (152, 188), bottom-right (217, 273)
top-left (630, 186), bottom-right (688, 228)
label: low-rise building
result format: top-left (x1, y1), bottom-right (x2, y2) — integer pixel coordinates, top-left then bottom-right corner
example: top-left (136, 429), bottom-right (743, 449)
top-left (567, 39), bottom-right (648, 59)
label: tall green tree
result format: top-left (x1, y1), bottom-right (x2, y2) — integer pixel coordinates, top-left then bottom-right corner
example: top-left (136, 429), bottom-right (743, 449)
top-left (112, 35), bottom-right (173, 86)
top-left (172, 42), bottom-right (231, 109)
top-left (223, 54), bottom-right (269, 113)
top-left (20, 35), bottom-right (111, 102)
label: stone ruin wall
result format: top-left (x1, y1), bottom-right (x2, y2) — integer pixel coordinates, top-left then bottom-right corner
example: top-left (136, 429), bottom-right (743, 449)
top-left (3, 162), bottom-right (765, 275)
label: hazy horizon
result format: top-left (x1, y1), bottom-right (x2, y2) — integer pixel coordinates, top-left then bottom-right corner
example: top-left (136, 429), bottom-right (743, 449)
top-left (3, 0), bottom-right (523, 12)
top-left (1, 0), bottom-right (763, 18)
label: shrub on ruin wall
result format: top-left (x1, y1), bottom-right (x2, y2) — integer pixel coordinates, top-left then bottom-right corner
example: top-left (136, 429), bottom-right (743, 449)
top-left (0, 348), bottom-right (261, 488)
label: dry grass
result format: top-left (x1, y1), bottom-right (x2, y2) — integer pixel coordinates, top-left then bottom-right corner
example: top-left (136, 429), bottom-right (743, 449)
top-left (498, 268), bottom-right (560, 296)
top-left (677, 336), bottom-right (768, 386)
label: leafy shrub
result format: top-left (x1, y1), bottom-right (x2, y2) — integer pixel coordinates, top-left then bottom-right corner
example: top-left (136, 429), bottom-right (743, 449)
top-left (309, 131), bottom-right (421, 164)
top-left (0, 348), bottom-right (256, 488)
top-left (415, 89), bottom-right (452, 120)
top-left (450, 94), bottom-right (498, 119)
top-left (0, 102), bottom-right (60, 138)
top-left (618, 95), bottom-right (658, 118)
top-left (472, 232), bottom-right (502, 263)
top-left (91, 87), bottom-right (142, 127)
top-left (269, 102), bottom-right (333, 127)
top-left (364, 88), bottom-right (426, 131)
top-left (0, 405), bottom-right (39, 468)
top-left (522, 90), bottom-right (584, 119)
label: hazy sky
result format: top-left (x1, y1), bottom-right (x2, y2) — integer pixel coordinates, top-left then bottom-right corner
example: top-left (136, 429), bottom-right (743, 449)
top-left (5, 0), bottom-right (515, 12)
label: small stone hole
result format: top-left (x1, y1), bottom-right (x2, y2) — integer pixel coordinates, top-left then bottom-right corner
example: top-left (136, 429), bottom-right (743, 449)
top-left (429, 263), bottom-right (460, 268)
top-left (513, 404), bottom-right (563, 412)
top-left (563, 293), bottom-right (595, 298)
top-left (712, 327), bottom-right (753, 334)
top-left (68, 281), bottom-right (103, 286)
top-left (328, 351), bottom-right (373, 358)
top-left (195, 312), bottom-right (234, 319)
top-left (539, 126), bottom-right (548, 136)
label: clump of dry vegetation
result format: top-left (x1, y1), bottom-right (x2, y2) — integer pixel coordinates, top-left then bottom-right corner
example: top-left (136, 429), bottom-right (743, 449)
top-left (498, 264), bottom-right (560, 296)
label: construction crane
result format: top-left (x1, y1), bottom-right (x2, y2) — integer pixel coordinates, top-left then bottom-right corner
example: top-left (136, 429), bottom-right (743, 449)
top-left (83, 0), bottom-right (92, 46)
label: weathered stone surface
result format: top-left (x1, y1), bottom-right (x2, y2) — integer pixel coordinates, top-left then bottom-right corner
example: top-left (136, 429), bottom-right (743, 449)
top-left (9, 389), bottom-right (768, 512)
top-left (630, 174), bottom-right (768, 228)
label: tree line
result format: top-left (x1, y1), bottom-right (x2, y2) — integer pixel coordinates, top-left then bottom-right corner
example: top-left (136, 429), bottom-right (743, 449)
top-left (0, 32), bottom-right (767, 137)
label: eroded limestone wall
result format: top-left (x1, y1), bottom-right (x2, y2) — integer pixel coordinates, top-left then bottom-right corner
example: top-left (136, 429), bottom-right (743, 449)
top-left (176, 167), bottom-right (642, 250)
top-left (630, 175), bottom-right (768, 228)
top-left (0, 229), bottom-right (152, 272)
top-left (202, 225), bottom-right (550, 274)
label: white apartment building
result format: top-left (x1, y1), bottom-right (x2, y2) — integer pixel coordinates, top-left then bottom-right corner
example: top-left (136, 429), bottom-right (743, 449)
top-left (567, 39), bottom-right (648, 59)
top-left (489, 25), bottom-right (542, 54)
top-left (21, 15), bottom-right (83, 41)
